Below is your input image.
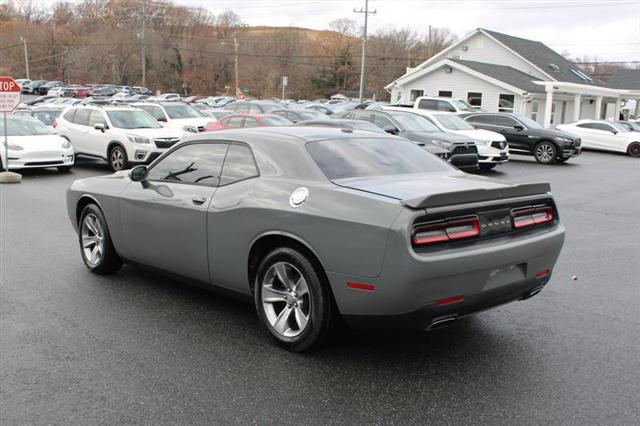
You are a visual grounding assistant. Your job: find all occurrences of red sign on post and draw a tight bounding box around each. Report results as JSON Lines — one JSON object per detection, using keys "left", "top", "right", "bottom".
{"left": 0, "top": 76, "right": 21, "bottom": 112}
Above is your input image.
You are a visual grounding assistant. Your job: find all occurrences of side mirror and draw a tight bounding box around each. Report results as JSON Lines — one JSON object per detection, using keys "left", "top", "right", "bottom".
{"left": 383, "top": 125, "right": 398, "bottom": 135}
{"left": 130, "top": 165, "right": 148, "bottom": 182}
{"left": 94, "top": 123, "right": 106, "bottom": 132}
{"left": 157, "top": 116, "right": 167, "bottom": 122}
{"left": 611, "top": 129, "right": 618, "bottom": 134}
{"left": 513, "top": 125, "right": 524, "bottom": 131}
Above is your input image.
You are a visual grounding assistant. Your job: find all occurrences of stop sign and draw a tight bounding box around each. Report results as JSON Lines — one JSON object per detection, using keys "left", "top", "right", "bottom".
{"left": 0, "top": 76, "right": 21, "bottom": 112}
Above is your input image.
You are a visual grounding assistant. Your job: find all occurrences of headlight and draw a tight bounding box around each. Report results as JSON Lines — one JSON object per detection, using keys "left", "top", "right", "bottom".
{"left": 431, "top": 139, "right": 453, "bottom": 149}
{"left": 183, "top": 125, "right": 198, "bottom": 133}
{"left": 61, "top": 140, "right": 71, "bottom": 149}
{"left": 126, "top": 134, "right": 151, "bottom": 144}
{"left": 2, "top": 141, "right": 23, "bottom": 151}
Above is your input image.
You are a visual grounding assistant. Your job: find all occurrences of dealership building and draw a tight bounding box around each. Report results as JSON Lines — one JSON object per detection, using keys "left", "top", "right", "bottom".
{"left": 385, "top": 28, "right": 640, "bottom": 125}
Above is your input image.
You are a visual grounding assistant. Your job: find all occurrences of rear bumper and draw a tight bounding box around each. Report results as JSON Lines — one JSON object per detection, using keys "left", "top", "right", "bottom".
{"left": 343, "top": 274, "right": 549, "bottom": 331}
{"left": 327, "top": 217, "right": 565, "bottom": 322}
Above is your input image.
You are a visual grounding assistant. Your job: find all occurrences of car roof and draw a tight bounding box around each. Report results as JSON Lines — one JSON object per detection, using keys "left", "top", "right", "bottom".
{"left": 186, "top": 126, "right": 396, "bottom": 144}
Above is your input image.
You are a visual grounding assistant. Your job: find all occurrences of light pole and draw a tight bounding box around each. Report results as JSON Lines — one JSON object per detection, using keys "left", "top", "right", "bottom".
{"left": 354, "top": 0, "right": 376, "bottom": 102}
{"left": 20, "top": 37, "right": 29, "bottom": 79}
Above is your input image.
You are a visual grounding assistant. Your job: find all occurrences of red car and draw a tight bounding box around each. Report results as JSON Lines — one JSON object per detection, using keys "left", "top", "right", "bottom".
{"left": 70, "top": 86, "right": 91, "bottom": 98}
{"left": 204, "top": 114, "right": 292, "bottom": 131}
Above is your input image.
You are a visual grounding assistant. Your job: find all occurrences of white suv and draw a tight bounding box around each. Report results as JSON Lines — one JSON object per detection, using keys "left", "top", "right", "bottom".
{"left": 55, "top": 105, "right": 185, "bottom": 171}
{"left": 132, "top": 102, "right": 214, "bottom": 133}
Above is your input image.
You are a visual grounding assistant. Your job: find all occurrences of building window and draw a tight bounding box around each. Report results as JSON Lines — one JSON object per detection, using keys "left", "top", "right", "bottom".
{"left": 498, "top": 94, "right": 515, "bottom": 112}
{"left": 550, "top": 102, "right": 556, "bottom": 125}
{"left": 531, "top": 102, "right": 539, "bottom": 121}
{"left": 410, "top": 90, "right": 424, "bottom": 102}
{"left": 467, "top": 92, "right": 482, "bottom": 109}
{"left": 396, "top": 92, "right": 403, "bottom": 102}
{"left": 438, "top": 91, "right": 452, "bottom": 98}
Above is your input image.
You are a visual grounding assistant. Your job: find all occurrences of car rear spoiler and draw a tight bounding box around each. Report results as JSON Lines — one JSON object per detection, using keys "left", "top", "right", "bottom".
{"left": 401, "top": 183, "right": 551, "bottom": 209}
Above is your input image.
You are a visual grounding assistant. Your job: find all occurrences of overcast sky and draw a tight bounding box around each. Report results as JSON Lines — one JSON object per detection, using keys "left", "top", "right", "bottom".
{"left": 180, "top": 0, "right": 640, "bottom": 63}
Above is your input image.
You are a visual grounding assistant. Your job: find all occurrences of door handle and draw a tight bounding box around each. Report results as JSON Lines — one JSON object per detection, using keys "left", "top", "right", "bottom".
{"left": 192, "top": 196, "right": 207, "bottom": 205}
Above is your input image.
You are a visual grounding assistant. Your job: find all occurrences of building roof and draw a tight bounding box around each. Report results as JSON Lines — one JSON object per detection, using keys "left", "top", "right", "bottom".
{"left": 606, "top": 69, "right": 640, "bottom": 90}
{"left": 451, "top": 59, "right": 544, "bottom": 93}
{"left": 481, "top": 29, "right": 601, "bottom": 86}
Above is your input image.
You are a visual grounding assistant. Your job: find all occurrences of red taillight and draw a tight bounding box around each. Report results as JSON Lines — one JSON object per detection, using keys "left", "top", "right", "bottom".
{"left": 512, "top": 206, "right": 553, "bottom": 229}
{"left": 535, "top": 269, "right": 551, "bottom": 279}
{"left": 436, "top": 295, "right": 465, "bottom": 306}
{"left": 412, "top": 216, "right": 480, "bottom": 246}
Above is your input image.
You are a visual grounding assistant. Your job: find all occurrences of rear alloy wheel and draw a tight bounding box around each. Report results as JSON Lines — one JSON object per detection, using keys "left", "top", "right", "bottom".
{"left": 109, "top": 146, "right": 128, "bottom": 171}
{"left": 534, "top": 141, "right": 557, "bottom": 164}
{"left": 627, "top": 142, "right": 640, "bottom": 158}
{"left": 255, "top": 247, "right": 334, "bottom": 352}
{"left": 79, "top": 204, "right": 122, "bottom": 274}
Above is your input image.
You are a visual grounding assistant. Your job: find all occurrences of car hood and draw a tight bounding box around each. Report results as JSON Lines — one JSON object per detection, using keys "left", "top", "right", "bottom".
{"left": 400, "top": 131, "right": 473, "bottom": 144}
{"left": 8, "top": 135, "right": 68, "bottom": 151}
{"left": 533, "top": 127, "right": 579, "bottom": 140}
{"left": 447, "top": 129, "right": 505, "bottom": 142}
{"left": 124, "top": 127, "right": 184, "bottom": 139}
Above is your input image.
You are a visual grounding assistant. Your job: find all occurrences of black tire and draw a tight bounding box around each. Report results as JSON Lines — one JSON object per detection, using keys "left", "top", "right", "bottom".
{"left": 254, "top": 247, "right": 334, "bottom": 352}
{"left": 478, "top": 163, "right": 497, "bottom": 170}
{"left": 108, "top": 145, "right": 128, "bottom": 172}
{"left": 57, "top": 166, "right": 73, "bottom": 173}
{"left": 627, "top": 142, "right": 640, "bottom": 158}
{"left": 534, "top": 141, "right": 557, "bottom": 164}
{"left": 78, "top": 204, "right": 122, "bottom": 275}
{"left": 556, "top": 157, "right": 570, "bottom": 163}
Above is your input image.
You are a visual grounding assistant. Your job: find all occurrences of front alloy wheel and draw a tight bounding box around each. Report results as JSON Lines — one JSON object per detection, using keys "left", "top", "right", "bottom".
{"left": 109, "top": 146, "right": 127, "bottom": 171}
{"left": 79, "top": 204, "right": 122, "bottom": 274}
{"left": 534, "top": 141, "right": 557, "bottom": 164}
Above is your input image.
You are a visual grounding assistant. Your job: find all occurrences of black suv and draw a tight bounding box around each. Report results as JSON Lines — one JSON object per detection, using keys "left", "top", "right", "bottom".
{"left": 344, "top": 109, "right": 479, "bottom": 171}
{"left": 459, "top": 112, "right": 581, "bottom": 164}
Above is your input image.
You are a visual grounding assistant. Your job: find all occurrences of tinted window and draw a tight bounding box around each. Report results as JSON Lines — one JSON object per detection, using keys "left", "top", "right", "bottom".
{"left": 417, "top": 99, "right": 437, "bottom": 110}
{"left": 436, "top": 101, "right": 455, "bottom": 112}
{"left": 306, "top": 137, "right": 450, "bottom": 180}
{"left": 148, "top": 143, "right": 229, "bottom": 186}
{"left": 63, "top": 109, "right": 76, "bottom": 122}
{"left": 494, "top": 115, "right": 518, "bottom": 127}
{"left": 244, "top": 118, "right": 260, "bottom": 128}
{"left": 577, "top": 123, "right": 615, "bottom": 132}
{"left": 163, "top": 104, "right": 204, "bottom": 119}
{"left": 89, "top": 110, "right": 106, "bottom": 126}
{"left": 224, "top": 117, "right": 245, "bottom": 128}
{"left": 74, "top": 109, "right": 91, "bottom": 126}
{"left": 373, "top": 114, "right": 394, "bottom": 129}
{"left": 138, "top": 105, "right": 166, "bottom": 121}
{"left": 107, "top": 110, "right": 162, "bottom": 129}
{"left": 220, "top": 144, "right": 259, "bottom": 185}
{"left": 465, "top": 114, "right": 494, "bottom": 125}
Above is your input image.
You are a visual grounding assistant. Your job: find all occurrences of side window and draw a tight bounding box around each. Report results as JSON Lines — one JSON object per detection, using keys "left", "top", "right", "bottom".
{"left": 220, "top": 144, "right": 259, "bottom": 185}
{"left": 225, "top": 117, "right": 245, "bottom": 128}
{"left": 287, "top": 112, "right": 299, "bottom": 121}
{"left": 147, "top": 143, "right": 229, "bottom": 186}
{"left": 437, "top": 100, "right": 455, "bottom": 112}
{"left": 63, "top": 109, "right": 76, "bottom": 122}
{"left": 373, "top": 114, "right": 394, "bottom": 129}
{"left": 578, "top": 123, "right": 614, "bottom": 132}
{"left": 466, "top": 115, "right": 495, "bottom": 125}
{"left": 417, "top": 99, "right": 437, "bottom": 110}
{"left": 249, "top": 104, "right": 262, "bottom": 114}
{"left": 494, "top": 115, "right": 518, "bottom": 127}
{"left": 89, "top": 110, "right": 105, "bottom": 127}
{"left": 244, "top": 118, "right": 260, "bottom": 128}
{"left": 74, "top": 109, "right": 91, "bottom": 126}
{"left": 140, "top": 106, "right": 165, "bottom": 121}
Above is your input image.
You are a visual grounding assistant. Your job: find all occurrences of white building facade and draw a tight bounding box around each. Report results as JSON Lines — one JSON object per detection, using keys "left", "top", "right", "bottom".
{"left": 385, "top": 29, "right": 640, "bottom": 126}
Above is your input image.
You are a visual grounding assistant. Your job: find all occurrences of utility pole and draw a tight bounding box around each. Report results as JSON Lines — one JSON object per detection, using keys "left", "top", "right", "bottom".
{"left": 428, "top": 25, "right": 432, "bottom": 58}
{"left": 20, "top": 37, "right": 29, "bottom": 79}
{"left": 141, "top": 3, "right": 146, "bottom": 87}
{"left": 234, "top": 37, "right": 239, "bottom": 96}
{"left": 354, "top": 0, "right": 376, "bottom": 102}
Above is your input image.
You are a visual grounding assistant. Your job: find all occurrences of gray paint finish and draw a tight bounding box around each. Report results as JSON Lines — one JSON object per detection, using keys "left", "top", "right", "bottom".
{"left": 67, "top": 127, "right": 565, "bottom": 320}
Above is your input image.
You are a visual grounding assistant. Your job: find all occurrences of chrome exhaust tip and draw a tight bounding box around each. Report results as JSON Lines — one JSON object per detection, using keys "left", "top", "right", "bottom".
{"left": 425, "top": 315, "right": 458, "bottom": 331}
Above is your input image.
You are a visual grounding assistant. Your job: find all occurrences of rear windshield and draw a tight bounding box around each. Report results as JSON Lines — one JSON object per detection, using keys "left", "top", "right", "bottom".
{"left": 163, "top": 104, "right": 204, "bottom": 119}
{"left": 306, "top": 137, "right": 450, "bottom": 179}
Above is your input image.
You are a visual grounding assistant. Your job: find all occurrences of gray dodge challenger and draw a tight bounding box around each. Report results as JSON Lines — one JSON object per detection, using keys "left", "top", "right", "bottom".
{"left": 66, "top": 127, "right": 565, "bottom": 351}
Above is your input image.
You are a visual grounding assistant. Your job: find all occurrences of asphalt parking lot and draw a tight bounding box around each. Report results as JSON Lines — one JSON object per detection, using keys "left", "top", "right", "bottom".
{"left": 1, "top": 151, "right": 639, "bottom": 425}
